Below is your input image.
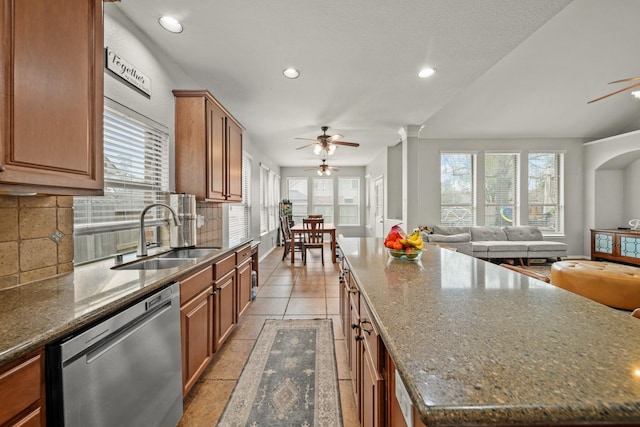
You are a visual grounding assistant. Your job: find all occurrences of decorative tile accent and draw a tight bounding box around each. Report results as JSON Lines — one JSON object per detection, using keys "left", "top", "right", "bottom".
{"left": 49, "top": 229, "right": 64, "bottom": 244}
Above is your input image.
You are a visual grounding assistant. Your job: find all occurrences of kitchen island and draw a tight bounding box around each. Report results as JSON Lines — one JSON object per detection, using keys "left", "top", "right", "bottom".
{"left": 338, "top": 237, "right": 640, "bottom": 426}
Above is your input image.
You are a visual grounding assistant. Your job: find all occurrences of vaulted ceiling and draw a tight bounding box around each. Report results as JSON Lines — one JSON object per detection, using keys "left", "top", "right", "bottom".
{"left": 114, "top": 0, "right": 640, "bottom": 168}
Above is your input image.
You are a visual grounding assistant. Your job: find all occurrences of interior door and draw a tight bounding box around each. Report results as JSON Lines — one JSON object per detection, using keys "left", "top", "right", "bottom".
{"left": 374, "top": 176, "right": 384, "bottom": 238}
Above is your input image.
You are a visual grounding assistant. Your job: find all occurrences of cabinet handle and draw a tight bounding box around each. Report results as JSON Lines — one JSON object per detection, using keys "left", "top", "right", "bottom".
{"left": 355, "top": 335, "right": 364, "bottom": 342}
{"left": 0, "top": 164, "right": 4, "bottom": 172}
{"left": 360, "top": 319, "right": 373, "bottom": 335}
{"left": 217, "top": 286, "right": 222, "bottom": 291}
{"left": 351, "top": 323, "right": 359, "bottom": 330}
{"left": 348, "top": 287, "right": 358, "bottom": 294}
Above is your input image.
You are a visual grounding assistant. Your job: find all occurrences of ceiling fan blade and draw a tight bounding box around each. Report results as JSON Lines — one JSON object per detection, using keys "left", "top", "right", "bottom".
{"left": 327, "top": 134, "right": 344, "bottom": 143}
{"left": 588, "top": 82, "right": 640, "bottom": 104}
{"left": 296, "top": 143, "right": 316, "bottom": 150}
{"left": 609, "top": 76, "right": 640, "bottom": 84}
{"left": 294, "top": 137, "right": 318, "bottom": 142}
{"left": 329, "top": 166, "right": 339, "bottom": 171}
{"left": 333, "top": 141, "right": 360, "bottom": 147}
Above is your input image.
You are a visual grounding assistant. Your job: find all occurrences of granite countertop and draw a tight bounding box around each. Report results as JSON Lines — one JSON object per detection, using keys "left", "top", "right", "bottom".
{"left": 0, "top": 239, "right": 253, "bottom": 367}
{"left": 339, "top": 237, "right": 640, "bottom": 426}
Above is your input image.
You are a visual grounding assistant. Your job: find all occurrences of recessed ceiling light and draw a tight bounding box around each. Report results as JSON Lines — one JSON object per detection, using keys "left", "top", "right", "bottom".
{"left": 418, "top": 67, "right": 436, "bottom": 79}
{"left": 158, "top": 16, "right": 183, "bottom": 33}
{"left": 283, "top": 68, "right": 300, "bottom": 79}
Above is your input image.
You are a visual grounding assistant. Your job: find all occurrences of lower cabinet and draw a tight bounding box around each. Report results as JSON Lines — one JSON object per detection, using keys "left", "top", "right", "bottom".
{"left": 180, "top": 245, "right": 257, "bottom": 397}
{"left": 0, "top": 349, "right": 45, "bottom": 427}
{"left": 180, "top": 266, "right": 215, "bottom": 396}
{"left": 214, "top": 268, "right": 236, "bottom": 352}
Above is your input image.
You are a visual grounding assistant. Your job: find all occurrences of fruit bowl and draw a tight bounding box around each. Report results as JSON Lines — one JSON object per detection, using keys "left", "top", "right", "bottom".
{"left": 386, "top": 248, "right": 424, "bottom": 261}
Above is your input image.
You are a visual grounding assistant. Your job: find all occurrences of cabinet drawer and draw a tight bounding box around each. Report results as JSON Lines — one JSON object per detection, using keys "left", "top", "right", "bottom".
{"left": 0, "top": 352, "right": 42, "bottom": 426}
{"left": 214, "top": 253, "right": 236, "bottom": 280}
{"left": 180, "top": 266, "right": 213, "bottom": 305}
{"left": 235, "top": 245, "right": 252, "bottom": 264}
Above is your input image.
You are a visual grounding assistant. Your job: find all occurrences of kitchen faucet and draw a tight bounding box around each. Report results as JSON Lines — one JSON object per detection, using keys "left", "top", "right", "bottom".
{"left": 137, "top": 203, "right": 181, "bottom": 257}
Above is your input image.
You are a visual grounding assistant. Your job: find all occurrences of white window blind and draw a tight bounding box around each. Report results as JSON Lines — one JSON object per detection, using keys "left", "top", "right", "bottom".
{"left": 528, "top": 152, "right": 563, "bottom": 234}
{"left": 312, "top": 178, "right": 334, "bottom": 223}
{"left": 440, "top": 153, "right": 476, "bottom": 226}
{"left": 484, "top": 153, "right": 519, "bottom": 226}
{"left": 74, "top": 98, "right": 170, "bottom": 263}
{"left": 260, "top": 164, "right": 269, "bottom": 234}
{"left": 229, "top": 152, "right": 251, "bottom": 245}
{"left": 338, "top": 177, "right": 360, "bottom": 225}
{"left": 287, "top": 177, "right": 308, "bottom": 224}
{"left": 268, "top": 170, "right": 278, "bottom": 231}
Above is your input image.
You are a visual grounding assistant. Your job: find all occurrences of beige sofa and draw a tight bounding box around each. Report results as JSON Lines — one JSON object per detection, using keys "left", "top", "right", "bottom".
{"left": 421, "top": 225, "right": 567, "bottom": 265}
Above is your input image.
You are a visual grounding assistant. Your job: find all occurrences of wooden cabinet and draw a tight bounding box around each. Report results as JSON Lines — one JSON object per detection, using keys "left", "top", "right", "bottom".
{"left": 173, "top": 90, "right": 244, "bottom": 202}
{"left": 236, "top": 245, "right": 253, "bottom": 318}
{"left": 180, "top": 266, "right": 215, "bottom": 397}
{"left": 340, "top": 253, "right": 386, "bottom": 427}
{"left": 213, "top": 253, "right": 237, "bottom": 351}
{"left": 0, "top": 0, "right": 104, "bottom": 195}
{"left": 591, "top": 229, "right": 640, "bottom": 267}
{"left": 0, "top": 349, "right": 45, "bottom": 427}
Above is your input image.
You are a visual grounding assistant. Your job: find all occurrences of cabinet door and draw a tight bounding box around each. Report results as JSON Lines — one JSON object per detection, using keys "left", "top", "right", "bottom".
{"left": 361, "top": 348, "right": 384, "bottom": 427}
{"left": 349, "top": 300, "right": 361, "bottom": 417}
{"left": 0, "top": 0, "right": 103, "bottom": 195}
{"left": 592, "top": 231, "right": 614, "bottom": 257}
{"left": 619, "top": 234, "right": 640, "bottom": 261}
{"left": 181, "top": 287, "right": 214, "bottom": 396}
{"left": 207, "top": 100, "right": 226, "bottom": 201}
{"left": 236, "top": 258, "right": 252, "bottom": 318}
{"left": 226, "top": 119, "right": 243, "bottom": 202}
{"left": 214, "top": 270, "right": 236, "bottom": 351}
{"left": 0, "top": 350, "right": 44, "bottom": 427}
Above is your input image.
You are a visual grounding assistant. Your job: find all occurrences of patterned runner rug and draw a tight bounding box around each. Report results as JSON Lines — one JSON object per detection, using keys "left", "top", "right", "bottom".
{"left": 217, "top": 319, "right": 342, "bottom": 427}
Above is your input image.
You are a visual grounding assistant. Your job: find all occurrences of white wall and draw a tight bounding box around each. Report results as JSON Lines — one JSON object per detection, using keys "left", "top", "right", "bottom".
{"left": 624, "top": 158, "right": 640, "bottom": 223}
{"left": 365, "top": 148, "right": 387, "bottom": 237}
{"left": 595, "top": 170, "right": 624, "bottom": 229}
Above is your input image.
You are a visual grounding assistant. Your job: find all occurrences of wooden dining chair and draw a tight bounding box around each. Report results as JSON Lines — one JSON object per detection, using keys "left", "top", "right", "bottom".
{"left": 280, "top": 215, "right": 303, "bottom": 262}
{"left": 302, "top": 218, "right": 324, "bottom": 265}
{"left": 307, "top": 214, "right": 323, "bottom": 219}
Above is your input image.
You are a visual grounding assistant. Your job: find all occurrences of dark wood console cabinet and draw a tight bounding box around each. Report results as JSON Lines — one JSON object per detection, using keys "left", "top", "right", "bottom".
{"left": 591, "top": 229, "right": 640, "bottom": 267}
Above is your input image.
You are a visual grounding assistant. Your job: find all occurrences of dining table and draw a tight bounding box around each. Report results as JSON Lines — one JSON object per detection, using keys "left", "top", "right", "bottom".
{"left": 289, "top": 222, "right": 337, "bottom": 264}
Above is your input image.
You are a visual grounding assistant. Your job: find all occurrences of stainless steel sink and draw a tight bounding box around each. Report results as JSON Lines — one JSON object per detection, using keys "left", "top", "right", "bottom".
{"left": 116, "top": 258, "right": 194, "bottom": 270}
{"left": 158, "top": 248, "right": 219, "bottom": 259}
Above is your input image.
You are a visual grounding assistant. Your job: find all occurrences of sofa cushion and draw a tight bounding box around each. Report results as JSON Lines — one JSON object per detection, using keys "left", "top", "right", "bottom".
{"left": 525, "top": 241, "right": 568, "bottom": 252}
{"left": 503, "top": 226, "right": 543, "bottom": 241}
{"left": 431, "top": 225, "right": 470, "bottom": 235}
{"left": 485, "top": 241, "right": 529, "bottom": 252}
{"left": 427, "top": 233, "right": 471, "bottom": 243}
{"left": 471, "top": 226, "right": 507, "bottom": 241}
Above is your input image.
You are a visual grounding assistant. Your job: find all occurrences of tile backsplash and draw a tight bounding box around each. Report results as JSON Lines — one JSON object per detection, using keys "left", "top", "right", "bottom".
{"left": 0, "top": 195, "right": 73, "bottom": 289}
{"left": 0, "top": 196, "right": 224, "bottom": 289}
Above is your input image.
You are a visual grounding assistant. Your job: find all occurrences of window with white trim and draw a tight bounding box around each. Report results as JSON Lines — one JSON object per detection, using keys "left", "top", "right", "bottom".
{"left": 229, "top": 152, "right": 251, "bottom": 245}
{"left": 338, "top": 177, "right": 360, "bottom": 226}
{"left": 287, "top": 177, "right": 308, "bottom": 224}
{"left": 528, "top": 152, "right": 563, "bottom": 234}
{"left": 484, "top": 153, "right": 519, "bottom": 226}
{"left": 440, "top": 153, "right": 476, "bottom": 226}
{"left": 73, "top": 98, "right": 170, "bottom": 264}
{"left": 312, "top": 178, "right": 334, "bottom": 223}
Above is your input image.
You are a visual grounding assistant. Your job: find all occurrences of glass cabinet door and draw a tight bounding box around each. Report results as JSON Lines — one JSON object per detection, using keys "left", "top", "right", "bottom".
{"left": 620, "top": 235, "right": 640, "bottom": 259}
{"left": 594, "top": 232, "right": 613, "bottom": 254}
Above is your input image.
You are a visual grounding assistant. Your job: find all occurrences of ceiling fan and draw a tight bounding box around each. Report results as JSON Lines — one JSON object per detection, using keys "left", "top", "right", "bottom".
{"left": 306, "top": 158, "right": 339, "bottom": 176}
{"left": 588, "top": 77, "right": 640, "bottom": 103}
{"left": 295, "top": 126, "right": 360, "bottom": 155}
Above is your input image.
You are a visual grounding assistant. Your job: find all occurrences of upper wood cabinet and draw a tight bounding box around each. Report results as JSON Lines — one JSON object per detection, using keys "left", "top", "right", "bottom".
{"left": 0, "top": 0, "right": 104, "bottom": 195}
{"left": 173, "top": 90, "right": 244, "bottom": 202}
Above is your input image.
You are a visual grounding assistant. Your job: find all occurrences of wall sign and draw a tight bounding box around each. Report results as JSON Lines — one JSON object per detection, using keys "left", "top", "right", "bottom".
{"left": 105, "top": 47, "right": 151, "bottom": 97}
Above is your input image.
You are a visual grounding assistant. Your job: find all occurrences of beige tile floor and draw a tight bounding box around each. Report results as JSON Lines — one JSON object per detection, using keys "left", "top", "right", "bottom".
{"left": 178, "top": 245, "right": 359, "bottom": 426}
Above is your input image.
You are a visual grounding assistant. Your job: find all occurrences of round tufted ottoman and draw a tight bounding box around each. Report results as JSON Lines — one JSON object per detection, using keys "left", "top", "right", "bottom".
{"left": 550, "top": 260, "right": 640, "bottom": 310}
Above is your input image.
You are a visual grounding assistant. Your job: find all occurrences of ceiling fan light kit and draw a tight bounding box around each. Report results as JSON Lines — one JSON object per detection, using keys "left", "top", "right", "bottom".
{"left": 294, "top": 126, "right": 360, "bottom": 156}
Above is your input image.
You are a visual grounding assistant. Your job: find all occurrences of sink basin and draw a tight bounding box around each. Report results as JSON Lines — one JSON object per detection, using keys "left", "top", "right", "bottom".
{"left": 116, "top": 258, "right": 194, "bottom": 270}
{"left": 159, "top": 248, "right": 219, "bottom": 259}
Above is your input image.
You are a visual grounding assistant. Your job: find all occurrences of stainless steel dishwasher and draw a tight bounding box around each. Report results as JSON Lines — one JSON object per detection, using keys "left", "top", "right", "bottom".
{"left": 46, "top": 282, "right": 183, "bottom": 427}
